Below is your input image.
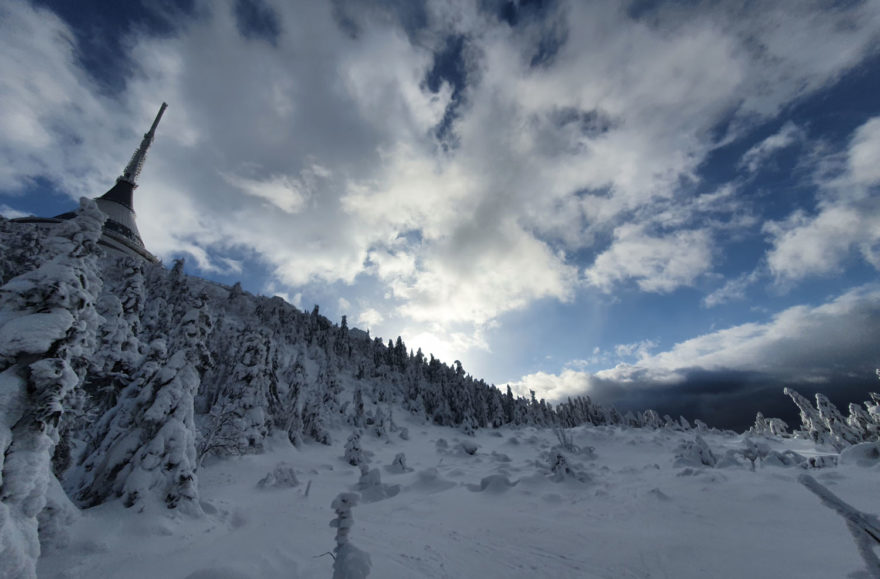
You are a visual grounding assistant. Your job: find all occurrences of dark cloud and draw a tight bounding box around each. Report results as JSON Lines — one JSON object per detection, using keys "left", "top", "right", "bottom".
{"left": 590, "top": 369, "right": 879, "bottom": 432}
{"left": 518, "top": 285, "right": 880, "bottom": 431}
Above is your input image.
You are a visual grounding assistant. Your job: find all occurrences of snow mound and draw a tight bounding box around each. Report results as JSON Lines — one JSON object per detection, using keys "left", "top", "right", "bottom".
{"left": 384, "top": 453, "right": 412, "bottom": 474}
{"left": 256, "top": 462, "right": 300, "bottom": 489}
{"left": 466, "top": 474, "right": 518, "bottom": 494}
{"left": 839, "top": 442, "right": 880, "bottom": 468}
{"left": 673, "top": 435, "right": 717, "bottom": 468}
{"left": 408, "top": 468, "right": 457, "bottom": 494}
{"left": 763, "top": 450, "right": 806, "bottom": 468}
{"left": 354, "top": 466, "right": 400, "bottom": 503}
{"left": 185, "top": 569, "right": 253, "bottom": 579}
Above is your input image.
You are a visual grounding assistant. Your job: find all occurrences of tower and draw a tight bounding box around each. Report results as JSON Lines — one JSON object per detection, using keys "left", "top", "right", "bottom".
{"left": 91, "top": 102, "right": 167, "bottom": 262}
{"left": 11, "top": 103, "right": 167, "bottom": 263}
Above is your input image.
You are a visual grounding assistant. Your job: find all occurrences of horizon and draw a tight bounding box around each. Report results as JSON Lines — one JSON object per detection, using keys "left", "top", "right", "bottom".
{"left": 2, "top": 0, "right": 879, "bottom": 429}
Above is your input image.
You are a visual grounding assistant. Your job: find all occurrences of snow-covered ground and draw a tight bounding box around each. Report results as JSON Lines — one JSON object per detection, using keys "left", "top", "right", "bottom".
{"left": 39, "top": 417, "right": 879, "bottom": 579}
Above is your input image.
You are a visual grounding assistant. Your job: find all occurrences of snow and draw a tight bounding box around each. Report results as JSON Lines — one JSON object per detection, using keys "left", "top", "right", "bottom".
{"left": 3, "top": 206, "right": 878, "bottom": 578}
{"left": 38, "top": 422, "right": 878, "bottom": 578}
{"left": 0, "top": 311, "right": 74, "bottom": 357}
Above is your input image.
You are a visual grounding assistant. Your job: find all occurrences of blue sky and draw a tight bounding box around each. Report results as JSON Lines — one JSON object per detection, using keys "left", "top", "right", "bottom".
{"left": 2, "top": 0, "right": 880, "bottom": 427}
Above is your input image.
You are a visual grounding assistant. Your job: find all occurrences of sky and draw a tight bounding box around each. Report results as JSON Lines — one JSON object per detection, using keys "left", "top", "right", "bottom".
{"left": 1, "top": 0, "right": 879, "bottom": 428}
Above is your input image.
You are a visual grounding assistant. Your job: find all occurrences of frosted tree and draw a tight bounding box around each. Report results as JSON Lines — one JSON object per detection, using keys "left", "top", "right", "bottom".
{"left": 751, "top": 412, "right": 791, "bottom": 438}
{"left": 740, "top": 437, "right": 770, "bottom": 471}
{"left": 847, "top": 403, "right": 878, "bottom": 441}
{"left": 344, "top": 431, "right": 365, "bottom": 467}
{"left": 388, "top": 453, "right": 411, "bottom": 473}
{"left": 196, "top": 402, "right": 244, "bottom": 466}
{"left": 87, "top": 258, "right": 147, "bottom": 416}
{"left": 674, "top": 435, "right": 717, "bottom": 468}
{"left": 302, "top": 389, "right": 332, "bottom": 445}
{"left": 0, "top": 199, "right": 105, "bottom": 579}
{"left": 209, "top": 330, "right": 277, "bottom": 453}
{"left": 75, "top": 293, "right": 212, "bottom": 515}
{"left": 784, "top": 387, "right": 828, "bottom": 443}
{"left": 275, "top": 354, "right": 307, "bottom": 446}
{"left": 330, "top": 492, "right": 371, "bottom": 579}
{"left": 354, "top": 464, "right": 399, "bottom": 503}
{"left": 549, "top": 450, "right": 572, "bottom": 481}
{"left": 815, "top": 393, "right": 861, "bottom": 449}
{"left": 641, "top": 409, "right": 663, "bottom": 429}
{"left": 351, "top": 387, "right": 366, "bottom": 428}
{"left": 0, "top": 219, "right": 46, "bottom": 285}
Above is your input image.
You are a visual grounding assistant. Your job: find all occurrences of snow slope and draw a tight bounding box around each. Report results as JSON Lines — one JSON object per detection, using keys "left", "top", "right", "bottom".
{"left": 3, "top": 210, "right": 878, "bottom": 578}
{"left": 39, "top": 419, "right": 879, "bottom": 578}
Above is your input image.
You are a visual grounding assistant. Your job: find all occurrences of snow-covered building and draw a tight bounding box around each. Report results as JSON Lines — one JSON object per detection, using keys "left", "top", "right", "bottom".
{"left": 12, "top": 103, "right": 168, "bottom": 263}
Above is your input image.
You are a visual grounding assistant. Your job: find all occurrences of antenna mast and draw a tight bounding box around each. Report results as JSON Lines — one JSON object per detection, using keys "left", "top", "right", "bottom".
{"left": 119, "top": 102, "right": 168, "bottom": 187}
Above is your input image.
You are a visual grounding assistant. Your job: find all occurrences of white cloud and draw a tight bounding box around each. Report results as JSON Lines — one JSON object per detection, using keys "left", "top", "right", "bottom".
{"left": 222, "top": 171, "right": 315, "bottom": 214}
{"left": 765, "top": 116, "right": 880, "bottom": 282}
{"left": 507, "top": 368, "right": 594, "bottom": 400}
{"left": 702, "top": 270, "right": 762, "bottom": 308}
{"left": 614, "top": 340, "right": 657, "bottom": 361}
{"left": 585, "top": 225, "right": 713, "bottom": 293}
{"left": 0, "top": 204, "right": 28, "bottom": 219}
{"left": 0, "top": 1, "right": 120, "bottom": 195}
{"left": 849, "top": 117, "right": 880, "bottom": 186}
{"left": 337, "top": 297, "right": 351, "bottom": 313}
{"left": 765, "top": 205, "right": 880, "bottom": 280}
{"left": 739, "top": 122, "right": 805, "bottom": 173}
{"left": 356, "top": 308, "right": 384, "bottom": 329}
{"left": 404, "top": 325, "right": 491, "bottom": 367}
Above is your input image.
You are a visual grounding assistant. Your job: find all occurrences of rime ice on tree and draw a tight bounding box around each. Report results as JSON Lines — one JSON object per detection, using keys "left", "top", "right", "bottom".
{"left": 0, "top": 200, "right": 105, "bottom": 579}
{"left": 330, "top": 492, "right": 371, "bottom": 579}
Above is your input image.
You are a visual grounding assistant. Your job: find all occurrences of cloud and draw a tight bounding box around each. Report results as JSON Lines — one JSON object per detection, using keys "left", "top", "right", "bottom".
{"left": 3, "top": 0, "right": 880, "bottom": 366}
{"left": 702, "top": 270, "right": 763, "bottom": 308}
{"left": 739, "top": 122, "right": 805, "bottom": 173}
{"left": 614, "top": 339, "right": 657, "bottom": 361}
{"left": 356, "top": 308, "right": 384, "bottom": 329}
{"left": 849, "top": 117, "right": 880, "bottom": 187}
{"left": 605, "top": 284, "right": 880, "bottom": 383}
{"left": 0, "top": 204, "right": 29, "bottom": 219}
{"left": 222, "top": 168, "right": 325, "bottom": 214}
{"left": 508, "top": 368, "right": 593, "bottom": 400}
{"left": 0, "top": 0, "right": 122, "bottom": 195}
{"left": 513, "top": 284, "right": 880, "bottom": 427}
{"left": 585, "top": 224, "right": 713, "bottom": 293}
{"left": 765, "top": 116, "right": 880, "bottom": 281}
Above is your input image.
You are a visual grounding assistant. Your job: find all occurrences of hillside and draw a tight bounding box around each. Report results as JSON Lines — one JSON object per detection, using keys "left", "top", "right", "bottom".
{"left": 1, "top": 202, "right": 879, "bottom": 578}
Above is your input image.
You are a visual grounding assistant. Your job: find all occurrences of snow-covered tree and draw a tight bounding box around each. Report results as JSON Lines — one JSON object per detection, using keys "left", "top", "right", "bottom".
{"left": 0, "top": 199, "right": 105, "bottom": 579}
{"left": 330, "top": 492, "right": 371, "bottom": 579}
{"left": 344, "top": 431, "right": 365, "bottom": 467}
{"left": 75, "top": 296, "right": 212, "bottom": 515}
{"left": 674, "top": 435, "right": 717, "bottom": 468}
{"left": 388, "top": 453, "right": 410, "bottom": 473}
